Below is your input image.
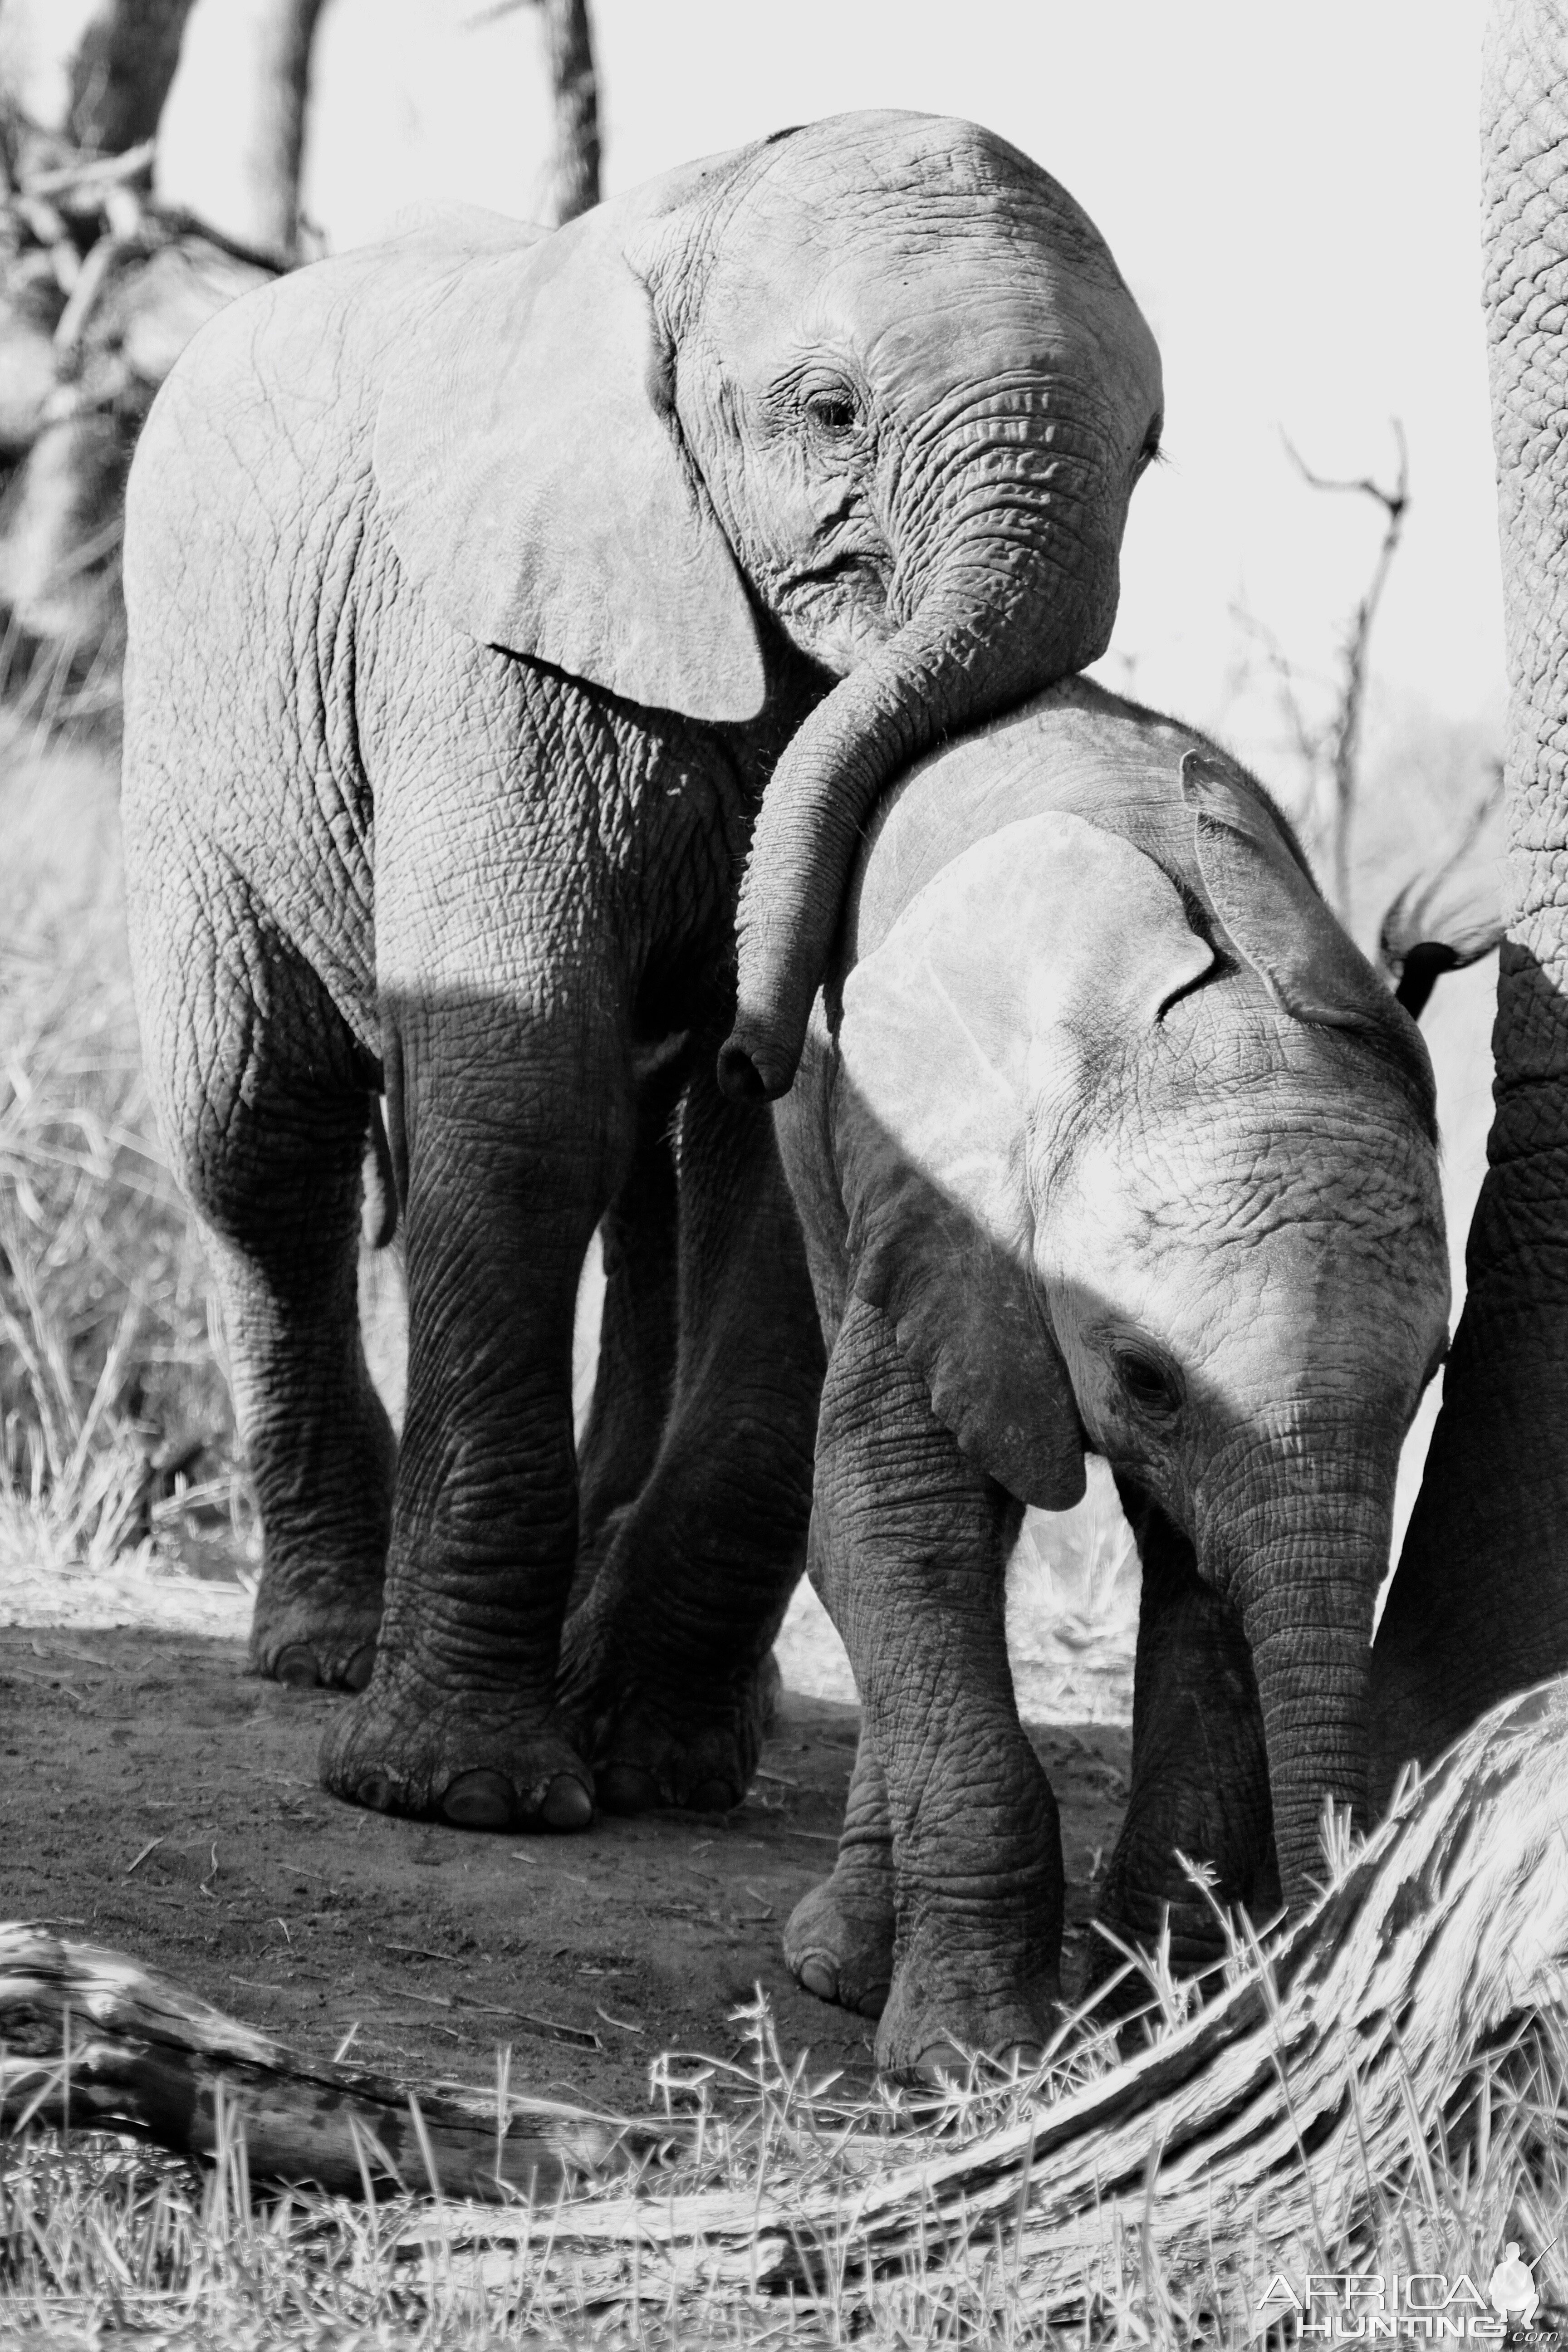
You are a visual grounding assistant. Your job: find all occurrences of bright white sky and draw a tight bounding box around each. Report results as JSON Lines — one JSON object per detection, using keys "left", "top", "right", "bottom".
{"left": 160, "top": 0, "right": 1501, "bottom": 789}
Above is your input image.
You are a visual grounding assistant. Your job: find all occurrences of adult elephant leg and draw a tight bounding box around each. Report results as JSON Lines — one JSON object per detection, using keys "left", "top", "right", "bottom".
{"left": 784, "top": 1719, "right": 896, "bottom": 2019}
{"left": 812, "top": 1294, "right": 1062, "bottom": 2080}
{"left": 1371, "top": 0, "right": 1568, "bottom": 1795}
{"left": 318, "top": 993, "right": 631, "bottom": 1833}
{"left": 136, "top": 891, "right": 394, "bottom": 1690}
{"left": 559, "top": 1048, "right": 824, "bottom": 1813}
{"left": 1085, "top": 1482, "right": 1274, "bottom": 2009}
{"left": 567, "top": 1059, "right": 683, "bottom": 1615}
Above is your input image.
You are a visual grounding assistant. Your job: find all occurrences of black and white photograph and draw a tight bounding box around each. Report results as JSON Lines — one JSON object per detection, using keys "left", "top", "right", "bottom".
{"left": 0, "top": 0, "right": 1558, "bottom": 2340}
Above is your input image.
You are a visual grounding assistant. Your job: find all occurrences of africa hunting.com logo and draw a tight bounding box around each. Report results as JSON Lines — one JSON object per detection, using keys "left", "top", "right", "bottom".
{"left": 1258, "top": 2247, "right": 1563, "bottom": 2340}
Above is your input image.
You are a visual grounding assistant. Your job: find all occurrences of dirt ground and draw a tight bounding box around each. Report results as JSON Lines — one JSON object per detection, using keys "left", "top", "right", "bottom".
{"left": 0, "top": 1618, "right": 1132, "bottom": 2114}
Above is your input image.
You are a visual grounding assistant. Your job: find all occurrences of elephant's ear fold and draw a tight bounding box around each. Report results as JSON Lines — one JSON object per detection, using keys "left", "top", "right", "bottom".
{"left": 834, "top": 809, "right": 1216, "bottom": 1511}
{"left": 1180, "top": 751, "right": 1394, "bottom": 1031}
{"left": 373, "top": 198, "right": 765, "bottom": 724}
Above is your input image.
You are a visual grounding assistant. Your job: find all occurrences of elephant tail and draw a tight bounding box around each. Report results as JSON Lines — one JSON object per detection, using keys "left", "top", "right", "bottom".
{"left": 361, "top": 1094, "right": 399, "bottom": 1251}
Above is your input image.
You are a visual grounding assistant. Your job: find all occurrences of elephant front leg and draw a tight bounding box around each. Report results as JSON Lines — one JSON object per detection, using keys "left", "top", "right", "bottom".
{"left": 319, "top": 1008, "right": 628, "bottom": 1833}
{"left": 812, "top": 1295, "right": 1063, "bottom": 2081}
{"left": 567, "top": 1058, "right": 684, "bottom": 1615}
{"left": 1087, "top": 1480, "right": 1275, "bottom": 2008}
{"left": 558, "top": 1050, "right": 825, "bottom": 1815}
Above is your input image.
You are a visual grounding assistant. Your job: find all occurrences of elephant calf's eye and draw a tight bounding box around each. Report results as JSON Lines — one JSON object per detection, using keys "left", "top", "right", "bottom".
{"left": 1114, "top": 1347, "right": 1183, "bottom": 1420}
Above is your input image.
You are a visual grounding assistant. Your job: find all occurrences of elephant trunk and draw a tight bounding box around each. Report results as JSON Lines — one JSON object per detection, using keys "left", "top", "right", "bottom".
{"left": 1211, "top": 1456, "right": 1389, "bottom": 1912}
{"left": 717, "top": 478, "right": 1122, "bottom": 1102}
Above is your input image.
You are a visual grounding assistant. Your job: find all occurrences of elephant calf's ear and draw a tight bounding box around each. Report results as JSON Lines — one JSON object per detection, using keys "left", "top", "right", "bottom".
{"left": 834, "top": 810, "right": 1215, "bottom": 1513}
{"left": 1181, "top": 751, "right": 1399, "bottom": 1033}
{"left": 373, "top": 205, "right": 766, "bottom": 725}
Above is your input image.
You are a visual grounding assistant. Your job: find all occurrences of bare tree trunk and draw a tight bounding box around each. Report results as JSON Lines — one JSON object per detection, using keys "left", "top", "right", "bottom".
{"left": 540, "top": 0, "right": 599, "bottom": 224}
{"left": 0, "top": 0, "right": 318, "bottom": 686}
{"left": 64, "top": 0, "right": 197, "bottom": 153}
{"left": 152, "top": 0, "right": 324, "bottom": 264}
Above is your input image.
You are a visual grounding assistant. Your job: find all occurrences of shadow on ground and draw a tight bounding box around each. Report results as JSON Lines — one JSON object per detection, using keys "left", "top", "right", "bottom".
{"left": 0, "top": 1626, "right": 1131, "bottom": 2108}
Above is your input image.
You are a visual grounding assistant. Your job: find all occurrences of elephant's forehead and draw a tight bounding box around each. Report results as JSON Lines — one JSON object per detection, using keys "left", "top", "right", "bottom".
{"left": 705, "top": 209, "right": 1152, "bottom": 402}
{"left": 1053, "top": 1139, "right": 1450, "bottom": 1399}
{"left": 1068, "top": 1065, "right": 1447, "bottom": 1255}
{"left": 740, "top": 111, "right": 1119, "bottom": 273}
{"left": 698, "top": 119, "right": 1153, "bottom": 386}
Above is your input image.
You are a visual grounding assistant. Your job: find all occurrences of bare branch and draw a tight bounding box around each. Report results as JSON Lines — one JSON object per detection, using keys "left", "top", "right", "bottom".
{"left": 1283, "top": 421, "right": 1411, "bottom": 919}
{"left": 0, "top": 1924, "right": 671, "bottom": 2199}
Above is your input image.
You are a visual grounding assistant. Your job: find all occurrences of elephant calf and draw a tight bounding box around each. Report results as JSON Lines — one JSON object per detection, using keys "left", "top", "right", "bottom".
{"left": 773, "top": 676, "right": 1450, "bottom": 2080}
{"left": 119, "top": 114, "right": 1161, "bottom": 1834}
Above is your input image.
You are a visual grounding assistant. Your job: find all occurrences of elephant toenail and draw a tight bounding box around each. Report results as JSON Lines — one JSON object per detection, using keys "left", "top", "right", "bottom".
{"left": 597, "top": 1765, "right": 660, "bottom": 1817}
{"left": 796, "top": 1957, "right": 838, "bottom": 2003}
{"left": 856, "top": 1983, "right": 890, "bottom": 2019}
{"left": 688, "top": 1778, "right": 735, "bottom": 1814}
{"left": 996, "top": 2040, "right": 1044, "bottom": 2076}
{"left": 356, "top": 1773, "right": 398, "bottom": 1813}
{"left": 441, "top": 1769, "right": 514, "bottom": 1830}
{"left": 343, "top": 1642, "right": 376, "bottom": 1692}
{"left": 274, "top": 1645, "right": 321, "bottom": 1687}
{"left": 912, "top": 2042, "right": 965, "bottom": 2086}
{"left": 541, "top": 1774, "right": 594, "bottom": 1831}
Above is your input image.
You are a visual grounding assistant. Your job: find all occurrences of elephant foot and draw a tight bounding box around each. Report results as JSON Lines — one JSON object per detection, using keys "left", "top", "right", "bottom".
{"left": 318, "top": 1666, "right": 594, "bottom": 1832}
{"left": 558, "top": 1634, "right": 782, "bottom": 1817}
{"left": 873, "top": 1936, "right": 1061, "bottom": 2085}
{"left": 1083, "top": 1864, "right": 1281, "bottom": 2022}
{"left": 249, "top": 1565, "right": 384, "bottom": 1692}
{"left": 1083, "top": 1828, "right": 1279, "bottom": 2019}
{"left": 784, "top": 1842, "right": 895, "bottom": 2017}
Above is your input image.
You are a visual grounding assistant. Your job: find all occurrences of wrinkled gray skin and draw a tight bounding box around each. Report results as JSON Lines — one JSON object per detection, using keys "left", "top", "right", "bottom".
{"left": 774, "top": 678, "right": 1449, "bottom": 2079}
{"left": 1371, "top": 0, "right": 1568, "bottom": 1790}
{"left": 120, "top": 114, "right": 1161, "bottom": 1835}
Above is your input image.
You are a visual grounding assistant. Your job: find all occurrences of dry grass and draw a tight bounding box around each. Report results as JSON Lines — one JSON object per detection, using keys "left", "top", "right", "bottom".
{"left": 0, "top": 726, "right": 246, "bottom": 1627}
{"left": 1, "top": 1958, "right": 1566, "bottom": 2347}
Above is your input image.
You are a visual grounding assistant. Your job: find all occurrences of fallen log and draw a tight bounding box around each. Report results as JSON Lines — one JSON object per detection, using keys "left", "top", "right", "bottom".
{"left": 395, "top": 1674, "right": 1568, "bottom": 2288}
{"left": 0, "top": 1926, "right": 670, "bottom": 2200}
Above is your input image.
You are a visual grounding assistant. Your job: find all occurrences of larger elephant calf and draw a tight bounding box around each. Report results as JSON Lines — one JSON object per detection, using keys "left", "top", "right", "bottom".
{"left": 774, "top": 678, "right": 1450, "bottom": 2080}
{"left": 120, "top": 115, "right": 1162, "bottom": 1834}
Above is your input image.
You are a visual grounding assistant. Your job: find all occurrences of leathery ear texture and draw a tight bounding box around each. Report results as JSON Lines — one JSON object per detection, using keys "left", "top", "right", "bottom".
{"left": 1181, "top": 750, "right": 1395, "bottom": 1031}
{"left": 834, "top": 810, "right": 1216, "bottom": 1509}
{"left": 373, "top": 194, "right": 766, "bottom": 723}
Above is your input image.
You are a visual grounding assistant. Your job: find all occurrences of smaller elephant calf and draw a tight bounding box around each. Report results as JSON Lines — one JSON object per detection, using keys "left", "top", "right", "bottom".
{"left": 771, "top": 676, "right": 1450, "bottom": 2080}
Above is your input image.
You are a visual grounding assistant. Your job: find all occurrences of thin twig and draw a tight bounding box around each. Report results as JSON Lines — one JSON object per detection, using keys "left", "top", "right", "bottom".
{"left": 1282, "top": 421, "right": 1410, "bottom": 918}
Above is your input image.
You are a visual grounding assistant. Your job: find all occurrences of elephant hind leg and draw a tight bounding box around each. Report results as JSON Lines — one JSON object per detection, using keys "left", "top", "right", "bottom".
{"left": 559, "top": 1051, "right": 825, "bottom": 1816}
{"left": 141, "top": 892, "right": 395, "bottom": 1690}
